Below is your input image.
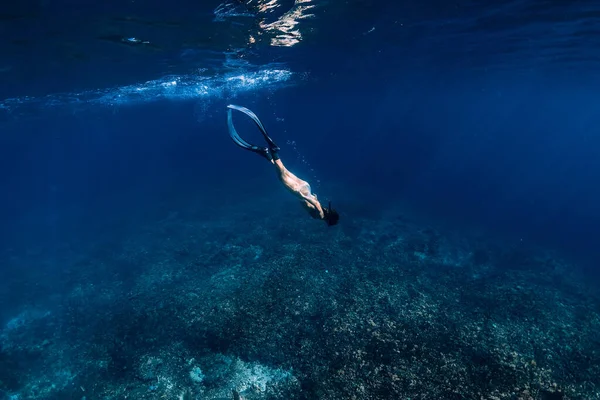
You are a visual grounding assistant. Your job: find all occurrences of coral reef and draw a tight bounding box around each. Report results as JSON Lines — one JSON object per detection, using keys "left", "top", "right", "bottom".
{"left": 0, "top": 190, "right": 598, "bottom": 399}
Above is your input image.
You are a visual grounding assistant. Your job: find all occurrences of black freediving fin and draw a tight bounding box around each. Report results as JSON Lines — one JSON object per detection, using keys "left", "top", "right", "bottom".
{"left": 227, "top": 104, "right": 280, "bottom": 156}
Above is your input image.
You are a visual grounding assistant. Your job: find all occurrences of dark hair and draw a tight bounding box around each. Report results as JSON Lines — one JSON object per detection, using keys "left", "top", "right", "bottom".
{"left": 323, "top": 201, "right": 340, "bottom": 226}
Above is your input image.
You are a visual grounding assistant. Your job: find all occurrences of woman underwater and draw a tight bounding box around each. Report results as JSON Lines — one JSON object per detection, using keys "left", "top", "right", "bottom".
{"left": 226, "top": 105, "right": 339, "bottom": 226}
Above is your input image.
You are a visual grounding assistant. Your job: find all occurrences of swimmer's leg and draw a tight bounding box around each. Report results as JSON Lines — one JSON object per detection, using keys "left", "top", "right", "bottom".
{"left": 227, "top": 105, "right": 280, "bottom": 159}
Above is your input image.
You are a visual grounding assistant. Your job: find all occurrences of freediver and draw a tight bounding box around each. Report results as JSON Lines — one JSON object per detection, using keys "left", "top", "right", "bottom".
{"left": 226, "top": 104, "right": 340, "bottom": 226}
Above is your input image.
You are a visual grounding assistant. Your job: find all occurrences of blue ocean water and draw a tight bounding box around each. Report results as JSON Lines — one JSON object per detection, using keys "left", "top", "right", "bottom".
{"left": 1, "top": 1, "right": 600, "bottom": 399}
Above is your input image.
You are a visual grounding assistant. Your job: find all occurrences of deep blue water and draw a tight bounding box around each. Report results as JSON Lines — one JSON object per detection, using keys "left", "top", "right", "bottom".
{"left": 3, "top": 0, "right": 600, "bottom": 271}
{"left": 2, "top": 1, "right": 600, "bottom": 399}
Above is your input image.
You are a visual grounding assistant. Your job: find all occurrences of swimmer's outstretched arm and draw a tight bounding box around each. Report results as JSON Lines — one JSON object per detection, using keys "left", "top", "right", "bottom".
{"left": 271, "top": 158, "right": 325, "bottom": 217}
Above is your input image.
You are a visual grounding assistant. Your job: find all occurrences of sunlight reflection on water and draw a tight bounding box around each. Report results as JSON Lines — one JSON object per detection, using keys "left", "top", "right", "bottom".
{"left": 214, "top": 0, "right": 317, "bottom": 47}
